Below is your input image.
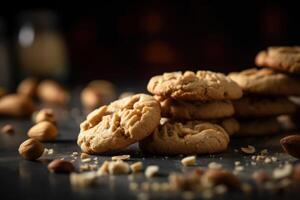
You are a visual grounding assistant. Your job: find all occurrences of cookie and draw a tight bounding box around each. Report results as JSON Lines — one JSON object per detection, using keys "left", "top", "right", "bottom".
{"left": 235, "top": 118, "right": 280, "bottom": 137}
{"left": 148, "top": 71, "right": 242, "bottom": 101}
{"left": 228, "top": 68, "right": 300, "bottom": 96}
{"left": 233, "top": 96, "right": 297, "bottom": 117}
{"left": 77, "top": 94, "right": 161, "bottom": 154}
{"left": 139, "top": 119, "right": 230, "bottom": 155}
{"left": 156, "top": 96, "right": 234, "bottom": 120}
{"left": 255, "top": 46, "right": 300, "bottom": 73}
{"left": 213, "top": 118, "right": 239, "bottom": 136}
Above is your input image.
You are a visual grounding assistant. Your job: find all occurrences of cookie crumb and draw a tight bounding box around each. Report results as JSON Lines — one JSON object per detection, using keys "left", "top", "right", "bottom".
{"left": 130, "top": 161, "right": 143, "bottom": 173}
{"left": 111, "top": 154, "right": 130, "bottom": 161}
{"left": 241, "top": 145, "right": 256, "bottom": 154}
{"left": 273, "top": 163, "right": 293, "bottom": 179}
{"left": 145, "top": 165, "right": 159, "bottom": 178}
{"left": 81, "top": 158, "right": 92, "bottom": 163}
{"left": 80, "top": 152, "right": 90, "bottom": 159}
{"left": 181, "top": 156, "right": 196, "bottom": 166}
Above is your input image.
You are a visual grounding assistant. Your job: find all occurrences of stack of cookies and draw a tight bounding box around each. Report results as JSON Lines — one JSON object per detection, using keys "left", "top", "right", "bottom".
{"left": 228, "top": 46, "right": 300, "bottom": 136}
{"left": 139, "top": 71, "right": 243, "bottom": 155}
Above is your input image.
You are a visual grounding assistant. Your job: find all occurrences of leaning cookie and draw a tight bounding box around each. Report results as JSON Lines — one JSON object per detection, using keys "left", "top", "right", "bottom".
{"left": 235, "top": 118, "right": 280, "bottom": 137}
{"left": 77, "top": 94, "right": 161, "bottom": 154}
{"left": 139, "top": 120, "right": 230, "bottom": 155}
{"left": 255, "top": 46, "right": 300, "bottom": 73}
{"left": 228, "top": 68, "right": 300, "bottom": 96}
{"left": 148, "top": 71, "right": 242, "bottom": 101}
{"left": 233, "top": 95, "right": 297, "bottom": 117}
{"left": 156, "top": 96, "right": 234, "bottom": 120}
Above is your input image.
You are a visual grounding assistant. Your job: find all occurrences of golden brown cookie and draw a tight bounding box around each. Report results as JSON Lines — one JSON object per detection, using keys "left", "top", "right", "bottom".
{"left": 255, "top": 46, "right": 300, "bottom": 73}
{"left": 156, "top": 96, "right": 234, "bottom": 120}
{"left": 148, "top": 71, "right": 242, "bottom": 101}
{"left": 228, "top": 68, "right": 300, "bottom": 96}
{"left": 235, "top": 118, "right": 280, "bottom": 137}
{"left": 139, "top": 119, "right": 230, "bottom": 155}
{"left": 233, "top": 96, "right": 297, "bottom": 117}
{"left": 213, "top": 118, "right": 239, "bottom": 136}
{"left": 77, "top": 94, "right": 161, "bottom": 154}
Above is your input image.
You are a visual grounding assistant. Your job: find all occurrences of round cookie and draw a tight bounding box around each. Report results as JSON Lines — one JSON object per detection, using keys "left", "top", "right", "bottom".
{"left": 235, "top": 118, "right": 280, "bottom": 137}
{"left": 156, "top": 96, "right": 234, "bottom": 120}
{"left": 228, "top": 68, "right": 300, "bottom": 96}
{"left": 233, "top": 96, "right": 297, "bottom": 117}
{"left": 148, "top": 71, "right": 242, "bottom": 101}
{"left": 77, "top": 94, "right": 161, "bottom": 154}
{"left": 139, "top": 119, "right": 230, "bottom": 155}
{"left": 256, "top": 46, "right": 300, "bottom": 73}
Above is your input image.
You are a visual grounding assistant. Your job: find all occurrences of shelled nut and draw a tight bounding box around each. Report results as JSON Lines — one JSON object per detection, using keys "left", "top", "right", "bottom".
{"left": 27, "top": 121, "right": 58, "bottom": 142}
{"left": 18, "top": 138, "right": 44, "bottom": 160}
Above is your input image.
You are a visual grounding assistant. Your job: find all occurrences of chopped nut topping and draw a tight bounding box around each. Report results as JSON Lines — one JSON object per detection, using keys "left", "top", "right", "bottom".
{"left": 181, "top": 156, "right": 196, "bottom": 167}
{"left": 130, "top": 161, "right": 143, "bottom": 173}
{"left": 145, "top": 165, "right": 159, "bottom": 178}
{"left": 111, "top": 154, "right": 130, "bottom": 161}
{"left": 241, "top": 145, "right": 256, "bottom": 154}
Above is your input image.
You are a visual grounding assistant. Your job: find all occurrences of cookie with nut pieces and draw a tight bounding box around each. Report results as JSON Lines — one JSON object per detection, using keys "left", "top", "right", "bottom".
{"left": 256, "top": 46, "right": 300, "bottom": 73}
{"left": 139, "top": 119, "right": 229, "bottom": 155}
{"left": 77, "top": 94, "right": 161, "bottom": 154}
{"left": 148, "top": 71, "right": 242, "bottom": 101}
{"left": 228, "top": 68, "right": 300, "bottom": 96}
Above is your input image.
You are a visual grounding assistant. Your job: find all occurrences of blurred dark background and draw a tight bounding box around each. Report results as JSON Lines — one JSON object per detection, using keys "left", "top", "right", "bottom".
{"left": 0, "top": 1, "right": 299, "bottom": 89}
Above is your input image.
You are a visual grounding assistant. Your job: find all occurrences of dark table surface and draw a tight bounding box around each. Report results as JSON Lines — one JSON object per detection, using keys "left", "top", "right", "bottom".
{"left": 0, "top": 103, "right": 300, "bottom": 200}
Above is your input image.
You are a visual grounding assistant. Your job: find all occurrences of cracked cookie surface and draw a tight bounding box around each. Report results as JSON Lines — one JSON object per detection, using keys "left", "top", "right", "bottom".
{"left": 148, "top": 71, "right": 242, "bottom": 101}
{"left": 139, "top": 119, "right": 230, "bottom": 155}
{"left": 156, "top": 96, "right": 234, "bottom": 120}
{"left": 255, "top": 46, "right": 300, "bottom": 73}
{"left": 77, "top": 94, "right": 161, "bottom": 154}
{"left": 233, "top": 96, "right": 297, "bottom": 117}
{"left": 228, "top": 68, "right": 300, "bottom": 96}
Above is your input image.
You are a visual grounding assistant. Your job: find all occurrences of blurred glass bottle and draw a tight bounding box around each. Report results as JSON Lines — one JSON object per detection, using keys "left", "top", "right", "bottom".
{"left": 17, "top": 11, "right": 69, "bottom": 81}
{"left": 0, "top": 18, "right": 12, "bottom": 89}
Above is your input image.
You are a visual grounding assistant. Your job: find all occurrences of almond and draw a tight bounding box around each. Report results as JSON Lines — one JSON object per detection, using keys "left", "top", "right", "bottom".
{"left": 18, "top": 138, "right": 44, "bottom": 160}
{"left": 37, "top": 80, "right": 70, "bottom": 105}
{"left": 0, "top": 94, "right": 35, "bottom": 117}
{"left": 48, "top": 159, "right": 75, "bottom": 173}
{"left": 27, "top": 121, "right": 58, "bottom": 141}
{"left": 34, "top": 108, "right": 56, "bottom": 124}
{"left": 17, "top": 78, "right": 38, "bottom": 97}
{"left": 280, "top": 135, "right": 300, "bottom": 159}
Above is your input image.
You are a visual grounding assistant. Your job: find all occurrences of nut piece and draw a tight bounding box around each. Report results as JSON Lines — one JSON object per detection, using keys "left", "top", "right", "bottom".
{"left": 27, "top": 121, "right": 58, "bottom": 142}
{"left": 80, "top": 152, "right": 90, "bottom": 159}
{"left": 280, "top": 135, "right": 300, "bottom": 159}
{"left": 34, "top": 108, "right": 56, "bottom": 124}
{"left": 111, "top": 155, "right": 130, "bottom": 161}
{"left": 273, "top": 164, "right": 293, "bottom": 179}
{"left": 208, "top": 162, "right": 223, "bottom": 170}
{"left": 37, "top": 80, "right": 70, "bottom": 105}
{"left": 48, "top": 159, "right": 75, "bottom": 173}
{"left": 18, "top": 138, "right": 44, "bottom": 160}
{"left": 241, "top": 145, "right": 256, "bottom": 154}
{"left": 201, "top": 169, "right": 241, "bottom": 188}
{"left": 252, "top": 170, "right": 270, "bottom": 184}
{"left": 70, "top": 172, "right": 97, "bottom": 187}
{"left": 130, "top": 162, "right": 143, "bottom": 173}
{"left": 17, "top": 78, "right": 38, "bottom": 97}
{"left": 0, "top": 94, "right": 35, "bottom": 117}
{"left": 108, "top": 160, "right": 130, "bottom": 175}
{"left": 181, "top": 156, "right": 196, "bottom": 167}
{"left": 96, "top": 161, "right": 110, "bottom": 176}
{"left": 145, "top": 165, "right": 159, "bottom": 178}
{"left": 1, "top": 124, "right": 14, "bottom": 134}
